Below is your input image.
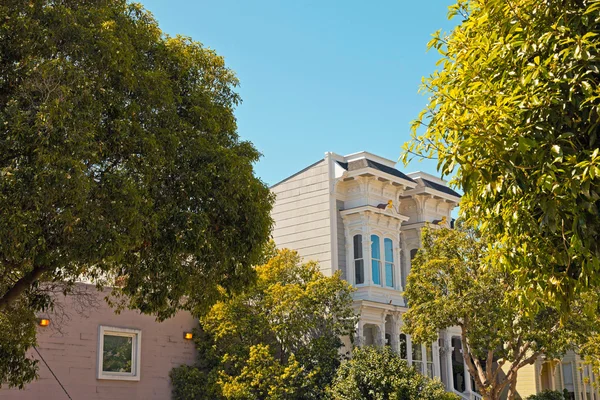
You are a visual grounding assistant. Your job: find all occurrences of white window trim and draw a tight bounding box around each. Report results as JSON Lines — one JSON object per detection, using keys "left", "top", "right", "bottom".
{"left": 97, "top": 325, "right": 142, "bottom": 381}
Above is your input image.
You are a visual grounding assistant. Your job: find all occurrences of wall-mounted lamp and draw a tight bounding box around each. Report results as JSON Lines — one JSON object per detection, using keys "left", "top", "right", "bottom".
{"left": 183, "top": 332, "right": 193, "bottom": 340}
{"left": 39, "top": 318, "right": 51, "bottom": 327}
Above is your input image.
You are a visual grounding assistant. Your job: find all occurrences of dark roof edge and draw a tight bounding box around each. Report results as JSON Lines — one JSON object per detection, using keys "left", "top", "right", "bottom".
{"left": 422, "top": 178, "right": 462, "bottom": 198}
{"left": 269, "top": 159, "right": 325, "bottom": 189}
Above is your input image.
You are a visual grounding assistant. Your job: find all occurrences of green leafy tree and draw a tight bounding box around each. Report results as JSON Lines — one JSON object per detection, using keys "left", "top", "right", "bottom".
{"left": 526, "top": 390, "right": 566, "bottom": 400}
{"left": 0, "top": 0, "right": 273, "bottom": 388}
{"left": 170, "top": 248, "right": 357, "bottom": 400}
{"left": 403, "top": 0, "right": 600, "bottom": 306}
{"left": 328, "top": 346, "right": 459, "bottom": 400}
{"left": 403, "top": 224, "right": 597, "bottom": 400}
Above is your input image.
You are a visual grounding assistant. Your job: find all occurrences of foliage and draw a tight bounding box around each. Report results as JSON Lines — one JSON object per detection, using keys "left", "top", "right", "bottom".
{"left": 170, "top": 365, "right": 217, "bottom": 400}
{"left": 403, "top": 224, "right": 596, "bottom": 400}
{"left": 0, "top": 302, "right": 37, "bottom": 388}
{"left": 219, "top": 344, "right": 314, "bottom": 400}
{"left": 0, "top": 0, "right": 273, "bottom": 387}
{"left": 526, "top": 390, "right": 566, "bottom": 400}
{"left": 328, "top": 346, "right": 459, "bottom": 400}
{"left": 170, "top": 249, "right": 357, "bottom": 400}
{"left": 403, "top": 0, "right": 600, "bottom": 306}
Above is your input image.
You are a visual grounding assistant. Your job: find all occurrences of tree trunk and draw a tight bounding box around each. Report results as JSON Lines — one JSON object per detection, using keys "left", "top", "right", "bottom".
{"left": 507, "top": 371, "right": 519, "bottom": 400}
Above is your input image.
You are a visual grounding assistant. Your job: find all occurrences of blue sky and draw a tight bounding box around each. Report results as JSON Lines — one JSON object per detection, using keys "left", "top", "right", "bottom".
{"left": 139, "top": 0, "right": 457, "bottom": 186}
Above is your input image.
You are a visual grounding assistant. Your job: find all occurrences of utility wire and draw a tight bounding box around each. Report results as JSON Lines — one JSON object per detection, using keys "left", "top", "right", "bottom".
{"left": 32, "top": 345, "right": 73, "bottom": 400}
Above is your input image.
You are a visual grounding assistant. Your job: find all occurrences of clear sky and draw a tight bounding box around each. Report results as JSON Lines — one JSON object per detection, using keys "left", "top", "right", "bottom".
{"left": 138, "top": 0, "right": 457, "bottom": 186}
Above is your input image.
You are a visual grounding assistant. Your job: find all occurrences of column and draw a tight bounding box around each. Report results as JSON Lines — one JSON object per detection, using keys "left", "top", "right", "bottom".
{"left": 433, "top": 340, "right": 442, "bottom": 380}
{"left": 355, "top": 320, "right": 364, "bottom": 347}
{"left": 464, "top": 352, "right": 473, "bottom": 394}
{"left": 375, "top": 323, "right": 386, "bottom": 347}
{"left": 445, "top": 335, "right": 455, "bottom": 392}
{"left": 390, "top": 315, "right": 400, "bottom": 353}
{"left": 394, "top": 244, "right": 402, "bottom": 291}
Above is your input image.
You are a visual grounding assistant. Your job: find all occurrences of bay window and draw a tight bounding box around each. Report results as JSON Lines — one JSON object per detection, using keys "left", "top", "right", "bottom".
{"left": 371, "top": 235, "right": 381, "bottom": 285}
{"left": 353, "top": 234, "right": 364, "bottom": 285}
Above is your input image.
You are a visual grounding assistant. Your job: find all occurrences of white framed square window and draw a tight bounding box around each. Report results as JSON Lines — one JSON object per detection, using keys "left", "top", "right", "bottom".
{"left": 97, "top": 325, "right": 142, "bottom": 381}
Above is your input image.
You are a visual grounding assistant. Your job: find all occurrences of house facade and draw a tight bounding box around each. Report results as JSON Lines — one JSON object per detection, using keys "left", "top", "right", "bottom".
{"left": 2, "top": 150, "right": 598, "bottom": 400}
{"left": 270, "top": 151, "right": 600, "bottom": 400}
{"left": 0, "top": 284, "right": 198, "bottom": 400}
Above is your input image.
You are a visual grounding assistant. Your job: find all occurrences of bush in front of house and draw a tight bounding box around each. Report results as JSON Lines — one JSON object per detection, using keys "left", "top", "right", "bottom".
{"left": 526, "top": 390, "right": 566, "bottom": 400}
{"left": 328, "top": 346, "right": 460, "bottom": 400}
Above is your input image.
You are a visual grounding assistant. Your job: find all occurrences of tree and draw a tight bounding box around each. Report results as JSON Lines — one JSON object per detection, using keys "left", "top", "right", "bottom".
{"left": 403, "top": 0, "right": 600, "bottom": 307}
{"left": 0, "top": 0, "right": 273, "bottom": 387}
{"left": 328, "top": 346, "right": 459, "bottom": 400}
{"left": 170, "top": 248, "right": 357, "bottom": 400}
{"left": 402, "top": 224, "right": 597, "bottom": 400}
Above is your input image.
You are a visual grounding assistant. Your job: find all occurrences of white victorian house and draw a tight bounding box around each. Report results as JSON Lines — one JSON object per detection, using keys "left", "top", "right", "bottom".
{"left": 270, "top": 151, "right": 478, "bottom": 398}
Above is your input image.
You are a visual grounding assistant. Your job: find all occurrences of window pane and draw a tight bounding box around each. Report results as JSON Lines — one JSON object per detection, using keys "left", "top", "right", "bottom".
{"left": 563, "top": 364, "right": 574, "bottom": 385}
{"left": 412, "top": 343, "right": 423, "bottom": 361}
{"left": 372, "top": 260, "right": 381, "bottom": 285}
{"left": 103, "top": 335, "right": 133, "bottom": 373}
{"left": 371, "top": 235, "right": 380, "bottom": 259}
{"left": 355, "top": 260, "right": 364, "bottom": 284}
{"left": 385, "top": 262, "right": 393, "bottom": 287}
{"left": 353, "top": 235, "right": 363, "bottom": 259}
{"left": 426, "top": 344, "right": 433, "bottom": 362}
{"left": 414, "top": 361, "right": 423, "bottom": 374}
{"left": 427, "top": 363, "right": 434, "bottom": 378}
{"left": 385, "top": 333, "right": 391, "bottom": 346}
{"left": 399, "top": 334, "right": 407, "bottom": 359}
{"left": 384, "top": 239, "right": 393, "bottom": 262}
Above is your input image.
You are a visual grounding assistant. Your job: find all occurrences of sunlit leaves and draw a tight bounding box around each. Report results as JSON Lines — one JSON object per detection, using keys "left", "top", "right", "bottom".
{"left": 403, "top": 0, "right": 600, "bottom": 308}
{"left": 172, "top": 249, "right": 357, "bottom": 400}
{"left": 0, "top": 0, "right": 273, "bottom": 386}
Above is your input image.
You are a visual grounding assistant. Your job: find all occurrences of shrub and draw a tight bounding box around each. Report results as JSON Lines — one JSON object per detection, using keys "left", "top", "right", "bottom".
{"left": 328, "top": 346, "right": 459, "bottom": 400}
{"left": 526, "top": 390, "right": 566, "bottom": 400}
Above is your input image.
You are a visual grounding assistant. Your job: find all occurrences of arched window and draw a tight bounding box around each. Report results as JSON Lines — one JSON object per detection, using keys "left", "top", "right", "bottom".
{"left": 371, "top": 235, "right": 381, "bottom": 285}
{"left": 384, "top": 238, "right": 394, "bottom": 288}
{"left": 353, "top": 235, "right": 364, "bottom": 285}
{"left": 399, "top": 333, "right": 407, "bottom": 359}
{"left": 410, "top": 248, "right": 418, "bottom": 260}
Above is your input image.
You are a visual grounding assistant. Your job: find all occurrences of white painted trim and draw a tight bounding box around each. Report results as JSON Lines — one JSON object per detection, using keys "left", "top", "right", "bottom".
{"left": 344, "top": 168, "right": 416, "bottom": 190}
{"left": 340, "top": 205, "right": 410, "bottom": 222}
{"left": 403, "top": 186, "right": 460, "bottom": 203}
{"left": 344, "top": 151, "right": 397, "bottom": 168}
{"left": 327, "top": 153, "right": 340, "bottom": 276}
{"left": 97, "top": 325, "right": 142, "bottom": 381}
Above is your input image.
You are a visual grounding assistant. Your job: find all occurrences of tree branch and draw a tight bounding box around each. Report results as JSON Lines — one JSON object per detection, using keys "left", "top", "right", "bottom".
{"left": 0, "top": 264, "right": 49, "bottom": 310}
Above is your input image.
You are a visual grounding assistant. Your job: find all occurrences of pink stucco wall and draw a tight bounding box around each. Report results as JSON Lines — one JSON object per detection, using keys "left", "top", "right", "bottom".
{"left": 0, "top": 284, "right": 198, "bottom": 400}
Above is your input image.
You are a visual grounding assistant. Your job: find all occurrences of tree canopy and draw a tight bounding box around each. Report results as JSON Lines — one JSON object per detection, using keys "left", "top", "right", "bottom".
{"left": 170, "top": 248, "right": 357, "bottom": 400}
{"left": 0, "top": 0, "right": 273, "bottom": 388}
{"left": 403, "top": 0, "right": 600, "bottom": 306}
{"left": 402, "top": 224, "right": 598, "bottom": 400}
{"left": 328, "top": 346, "right": 459, "bottom": 400}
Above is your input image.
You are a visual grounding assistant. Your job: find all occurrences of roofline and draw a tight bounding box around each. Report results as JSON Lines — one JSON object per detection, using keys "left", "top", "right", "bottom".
{"left": 407, "top": 171, "right": 448, "bottom": 185}
{"left": 269, "top": 158, "right": 325, "bottom": 189}
{"left": 343, "top": 151, "right": 397, "bottom": 168}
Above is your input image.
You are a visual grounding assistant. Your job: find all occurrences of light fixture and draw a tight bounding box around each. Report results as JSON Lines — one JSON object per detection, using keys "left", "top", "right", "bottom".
{"left": 183, "top": 332, "right": 193, "bottom": 340}
{"left": 39, "top": 318, "right": 50, "bottom": 327}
